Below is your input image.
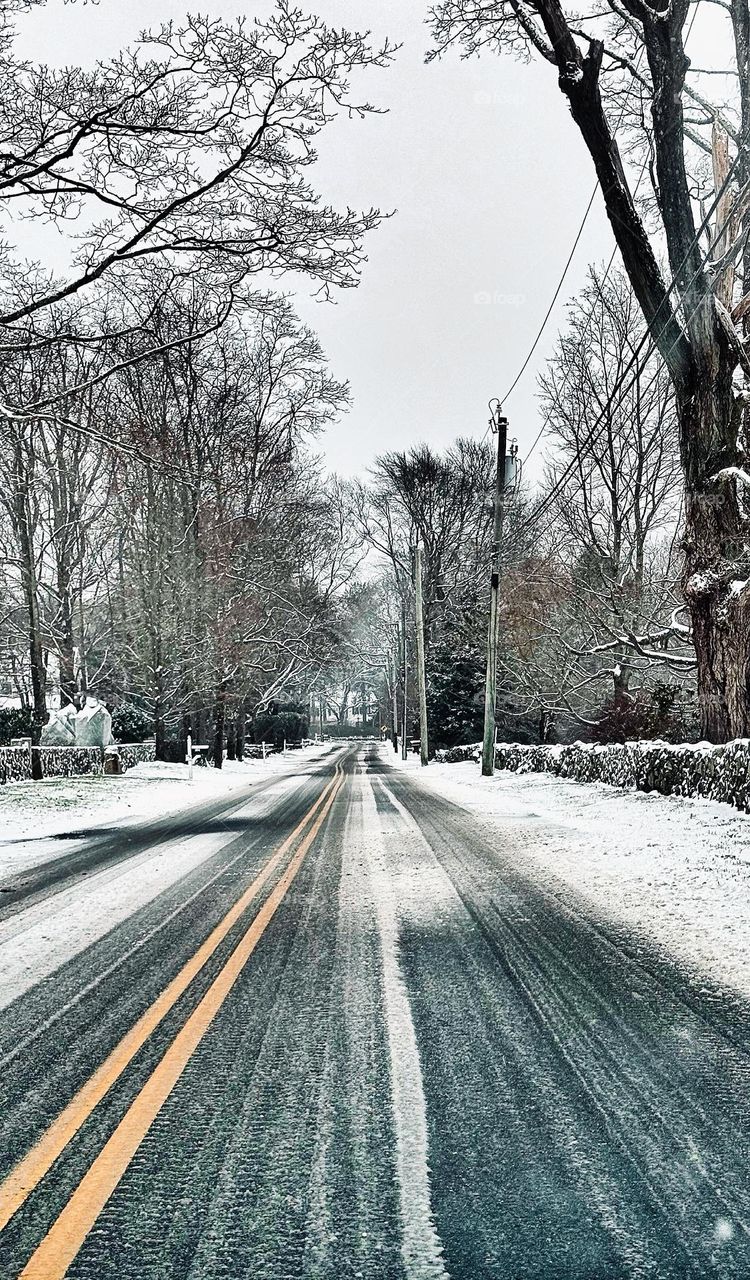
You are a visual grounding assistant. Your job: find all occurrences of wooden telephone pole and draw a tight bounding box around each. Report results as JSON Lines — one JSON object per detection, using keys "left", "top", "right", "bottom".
{"left": 481, "top": 401, "right": 509, "bottom": 777}
{"left": 401, "top": 596, "right": 408, "bottom": 760}
{"left": 391, "top": 631, "right": 399, "bottom": 752}
{"left": 413, "top": 543, "right": 429, "bottom": 767}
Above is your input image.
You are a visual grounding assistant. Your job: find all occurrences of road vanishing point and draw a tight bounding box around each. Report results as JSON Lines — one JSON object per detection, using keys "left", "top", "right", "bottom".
{"left": 1, "top": 745, "right": 750, "bottom": 1279}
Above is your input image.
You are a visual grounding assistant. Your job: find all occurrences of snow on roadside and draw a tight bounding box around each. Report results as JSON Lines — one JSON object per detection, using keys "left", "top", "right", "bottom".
{"left": 0, "top": 827, "right": 238, "bottom": 1011}
{"left": 0, "top": 745, "right": 336, "bottom": 879}
{"left": 0, "top": 744, "right": 340, "bottom": 1010}
{"left": 379, "top": 745, "right": 750, "bottom": 1002}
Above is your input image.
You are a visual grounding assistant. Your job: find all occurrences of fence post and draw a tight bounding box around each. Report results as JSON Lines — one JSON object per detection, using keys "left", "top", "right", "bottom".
{"left": 187, "top": 732, "right": 193, "bottom": 782}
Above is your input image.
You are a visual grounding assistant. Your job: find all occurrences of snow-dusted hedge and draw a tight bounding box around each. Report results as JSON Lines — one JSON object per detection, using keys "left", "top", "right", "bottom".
{"left": 33, "top": 746, "right": 103, "bottom": 778}
{"left": 117, "top": 742, "right": 156, "bottom": 772}
{"left": 0, "top": 745, "right": 32, "bottom": 785}
{"left": 437, "top": 743, "right": 483, "bottom": 764}
{"left": 0, "top": 740, "right": 155, "bottom": 785}
{"left": 434, "top": 738, "right": 750, "bottom": 813}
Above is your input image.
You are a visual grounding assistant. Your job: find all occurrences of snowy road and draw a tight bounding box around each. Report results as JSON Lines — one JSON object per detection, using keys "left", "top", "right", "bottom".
{"left": 2, "top": 745, "right": 750, "bottom": 1278}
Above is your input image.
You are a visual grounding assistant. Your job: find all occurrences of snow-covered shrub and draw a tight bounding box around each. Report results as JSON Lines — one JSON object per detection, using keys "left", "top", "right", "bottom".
{"left": 75, "top": 701, "right": 113, "bottom": 748}
{"left": 254, "top": 704, "right": 308, "bottom": 748}
{"left": 0, "top": 708, "right": 32, "bottom": 747}
{"left": 40, "top": 704, "right": 77, "bottom": 746}
{"left": 426, "top": 634, "right": 485, "bottom": 747}
{"left": 112, "top": 704, "right": 154, "bottom": 744}
{"left": 436, "top": 743, "right": 481, "bottom": 764}
{"left": 591, "top": 682, "right": 700, "bottom": 745}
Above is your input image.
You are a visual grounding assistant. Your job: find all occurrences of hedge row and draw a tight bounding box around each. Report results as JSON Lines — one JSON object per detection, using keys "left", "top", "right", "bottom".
{"left": 434, "top": 739, "right": 750, "bottom": 814}
{"left": 34, "top": 746, "right": 103, "bottom": 778}
{"left": 117, "top": 742, "right": 156, "bottom": 772}
{"left": 0, "top": 746, "right": 33, "bottom": 785}
{"left": 0, "top": 740, "right": 156, "bottom": 784}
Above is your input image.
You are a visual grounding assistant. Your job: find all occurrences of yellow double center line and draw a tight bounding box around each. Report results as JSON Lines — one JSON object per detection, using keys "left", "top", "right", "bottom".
{"left": 1, "top": 761, "right": 346, "bottom": 1280}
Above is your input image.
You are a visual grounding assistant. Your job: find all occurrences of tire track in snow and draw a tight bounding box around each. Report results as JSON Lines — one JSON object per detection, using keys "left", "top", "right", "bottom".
{"left": 357, "top": 765, "right": 449, "bottom": 1280}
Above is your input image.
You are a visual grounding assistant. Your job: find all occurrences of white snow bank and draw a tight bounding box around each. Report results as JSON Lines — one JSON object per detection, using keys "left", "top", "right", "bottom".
{"left": 0, "top": 746, "right": 335, "bottom": 879}
{"left": 0, "top": 827, "right": 235, "bottom": 1010}
{"left": 0, "top": 745, "right": 340, "bottom": 1010}
{"left": 381, "top": 745, "right": 750, "bottom": 1002}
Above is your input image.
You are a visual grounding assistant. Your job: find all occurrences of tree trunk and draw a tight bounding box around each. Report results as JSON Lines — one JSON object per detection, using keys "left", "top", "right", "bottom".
{"left": 57, "top": 560, "right": 77, "bottom": 708}
{"left": 226, "top": 710, "right": 236, "bottom": 761}
{"left": 680, "top": 368, "right": 750, "bottom": 740}
{"left": 13, "top": 465, "right": 47, "bottom": 754}
{"left": 235, "top": 702, "right": 246, "bottom": 759}
{"left": 212, "top": 683, "right": 226, "bottom": 770}
{"left": 612, "top": 660, "right": 631, "bottom": 710}
{"left": 154, "top": 701, "right": 168, "bottom": 762}
{"left": 690, "top": 594, "right": 750, "bottom": 740}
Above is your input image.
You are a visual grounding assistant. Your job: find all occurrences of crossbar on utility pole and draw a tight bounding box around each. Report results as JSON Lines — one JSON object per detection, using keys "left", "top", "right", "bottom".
{"left": 481, "top": 401, "right": 509, "bottom": 777}
{"left": 413, "top": 543, "right": 429, "bottom": 767}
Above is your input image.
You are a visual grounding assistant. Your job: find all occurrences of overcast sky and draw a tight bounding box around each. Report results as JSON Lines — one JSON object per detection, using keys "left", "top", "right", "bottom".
{"left": 16, "top": 0, "right": 625, "bottom": 482}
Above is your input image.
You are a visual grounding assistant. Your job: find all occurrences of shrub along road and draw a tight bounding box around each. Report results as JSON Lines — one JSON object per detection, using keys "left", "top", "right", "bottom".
{"left": 0, "top": 745, "right": 749, "bottom": 1278}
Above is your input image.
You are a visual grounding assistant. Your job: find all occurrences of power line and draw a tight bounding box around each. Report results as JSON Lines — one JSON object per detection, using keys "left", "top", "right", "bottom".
{"left": 522, "top": 237, "right": 628, "bottom": 466}
{"left": 518, "top": 0, "right": 702, "bottom": 464}
{"left": 492, "top": 45, "right": 654, "bottom": 433}
{"left": 518, "top": 136, "right": 749, "bottom": 539}
{"left": 500, "top": 185, "right": 599, "bottom": 407}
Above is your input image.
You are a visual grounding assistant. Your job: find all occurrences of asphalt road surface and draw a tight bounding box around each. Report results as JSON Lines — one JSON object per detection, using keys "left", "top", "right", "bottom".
{"left": 2, "top": 744, "right": 750, "bottom": 1279}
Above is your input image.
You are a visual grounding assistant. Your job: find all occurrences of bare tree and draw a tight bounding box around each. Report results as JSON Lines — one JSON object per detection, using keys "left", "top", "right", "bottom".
{"left": 359, "top": 440, "right": 497, "bottom": 623}
{"left": 430, "top": 0, "right": 750, "bottom": 740}
{"left": 0, "top": 304, "right": 120, "bottom": 739}
{"left": 356, "top": 440, "right": 535, "bottom": 746}
{"left": 0, "top": 3, "right": 393, "bottom": 332}
{"left": 102, "top": 281, "right": 358, "bottom": 761}
{"left": 538, "top": 268, "right": 685, "bottom": 697}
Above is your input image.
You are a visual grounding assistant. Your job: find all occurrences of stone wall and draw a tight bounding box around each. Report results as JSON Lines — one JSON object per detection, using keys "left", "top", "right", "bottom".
{"left": 434, "top": 739, "right": 750, "bottom": 814}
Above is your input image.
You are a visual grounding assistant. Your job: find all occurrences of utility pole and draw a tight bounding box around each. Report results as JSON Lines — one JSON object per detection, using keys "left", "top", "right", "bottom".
{"left": 482, "top": 400, "right": 510, "bottom": 777}
{"left": 413, "top": 543, "right": 429, "bottom": 767}
{"left": 401, "top": 596, "right": 408, "bottom": 761}
{"left": 319, "top": 689, "right": 325, "bottom": 741}
{"left": 390, "top": 637, "right": 399, "bottom": 752}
